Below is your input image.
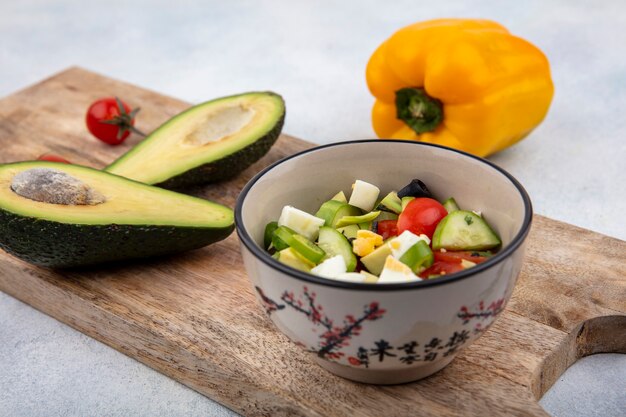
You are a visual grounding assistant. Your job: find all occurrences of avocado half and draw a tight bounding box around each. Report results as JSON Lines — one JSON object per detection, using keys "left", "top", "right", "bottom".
{"left": 0, "top": 161, "right": 234, "bottom": 268}
{"left": 105, "top": 92, "right": 285, "bottom": 188}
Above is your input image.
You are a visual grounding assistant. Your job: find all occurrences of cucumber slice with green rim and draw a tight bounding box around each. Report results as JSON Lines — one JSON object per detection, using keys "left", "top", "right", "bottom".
{"left": 399, "top": 240, "right": 433, "bottom": 272}
{"left": 401, "top": 196, "right": 415, "bottom": 211}
{"left": 276, "top": 247, "right": 314, "bottom": 271}
{"left": 337, "top": 224, "right": 360, "bottom": 240}
{"left": 331, "top": 191, "right": 347, "bottom": 203}
{"left": 290, "top": 234, "right": 326, "bottom": 264}
{"left": 315, "top": 200, "right": 362, "bottom": 228}
{"left": 377, "top": 191, "right": 402, "bottom": 214}
{"left": 264, "top": 221, "right": 278, "bottom": 249}
{"left": 318, "top": 226, "right": 357, "bottom": 272}
{"left": 443, "top": 197, "right": 460, "bottom": 213}
{"left": 432, "top": 210, "right": 501, "bottom": 251}
{"left": 335, "top": 211, "right": 380, "bottom": 228}
{"left": 272, "top": 226, "right": 296, "bottom": 251}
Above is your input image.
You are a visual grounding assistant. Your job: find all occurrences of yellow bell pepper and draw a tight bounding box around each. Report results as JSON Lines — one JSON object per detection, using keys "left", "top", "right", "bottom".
{"left": 366, "top": 19, "right": 554, "bottom": 157}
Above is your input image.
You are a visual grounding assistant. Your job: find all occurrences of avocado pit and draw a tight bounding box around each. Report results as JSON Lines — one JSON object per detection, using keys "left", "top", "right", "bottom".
{"left": 11, "top": 168, "right": 106, "bottom": 205}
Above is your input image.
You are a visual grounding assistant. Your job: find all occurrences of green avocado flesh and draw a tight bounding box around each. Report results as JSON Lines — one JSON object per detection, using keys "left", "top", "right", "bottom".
{"left": 105, "top": 92, "right": 285, "bottom": 188}
{"left": 0, "top": 161, "right": 234, "bottom": 268}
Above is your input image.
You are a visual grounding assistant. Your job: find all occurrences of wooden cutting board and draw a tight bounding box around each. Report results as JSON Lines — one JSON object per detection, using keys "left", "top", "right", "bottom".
{"left": 0, "top": 67, "right": 624, "bottom": 417}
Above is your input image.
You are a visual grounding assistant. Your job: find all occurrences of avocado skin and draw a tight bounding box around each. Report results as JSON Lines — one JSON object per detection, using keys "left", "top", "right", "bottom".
{"left": 157, "top": 112, "right": 285, "bottom": 189}
{"left": 0, "top": 208, "right": 234, "bottom": 268}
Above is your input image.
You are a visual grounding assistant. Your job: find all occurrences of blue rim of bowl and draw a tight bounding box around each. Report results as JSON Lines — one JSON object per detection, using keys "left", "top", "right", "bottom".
{"left": 235, "top": 139, "right": 533, "bottom": 291}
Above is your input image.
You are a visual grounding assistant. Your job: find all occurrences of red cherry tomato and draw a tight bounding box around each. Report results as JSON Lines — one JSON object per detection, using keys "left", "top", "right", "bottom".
{"left": 397, "top": 198, "right": 448, "bottom": 240}
{"left": 433, "top": 251, "right": 489, "bottom": 264}
{"left": 86, "top": 97, "right": 143, "bottom": 145}
{"left": 37, "top": 153, "right": 71, "bottom": 164}
{"left": 419, "top": 261, "right": 464, "bottom": 279}
{"left": 376, "top": 220, "right": 398, "bottom": 240}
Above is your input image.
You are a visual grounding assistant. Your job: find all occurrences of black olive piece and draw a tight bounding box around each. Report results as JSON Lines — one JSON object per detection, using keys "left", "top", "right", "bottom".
{"left": 397, "top": 179, "right": 433, "bottom": 199}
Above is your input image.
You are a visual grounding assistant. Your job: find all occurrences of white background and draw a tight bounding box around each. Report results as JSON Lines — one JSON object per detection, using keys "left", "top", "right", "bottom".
{"left": 1, "top": 1, "right": 625, "bottom": 416}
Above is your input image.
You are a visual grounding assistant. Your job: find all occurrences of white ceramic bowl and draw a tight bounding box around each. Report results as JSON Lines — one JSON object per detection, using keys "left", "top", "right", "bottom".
{"left": 235, "top": 140, "right": 532, "bottom": 384}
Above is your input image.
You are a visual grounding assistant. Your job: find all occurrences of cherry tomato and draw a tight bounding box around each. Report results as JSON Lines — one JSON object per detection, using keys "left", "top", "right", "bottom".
{"left": 376, "top": 220, "right": 398, "bottom": 240}
{"left": 419, "top": 261, "right": 464, "bottom": 279}
{"left": 433, "top": 251, "right": 490, "bottom": 264}
{"left": 86, "top": 97, "right": 144, "bottom": 145}
{"left": 37, "top": 153, "right": 71, "bottom": 164}
{"left": 397, "top": 198, "right": 448, "bottom": 240}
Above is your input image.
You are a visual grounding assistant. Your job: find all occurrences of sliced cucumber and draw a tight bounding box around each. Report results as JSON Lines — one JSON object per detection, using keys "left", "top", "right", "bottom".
{"left": 335, "top": 211, "right": 380, "bottom": 228}
{"left": 443, "top": 197, "right": 460, "bottom": 213}
{"left": 377, "top": 191, "right": 402, "bottom": 214}
{"left": 331, "top": 191, "right": 347, "bottom": 203}
{"left": 315, "top": 200, "right": 362, "bottom": 228}
{"left": 272, "top": 226, "right": 296, "bottom": 251}
{"left": 337, "top": 224, "right": 360, "bottom": 240}
{"left": 264, "top": 221, "right": 278, "bottom": 249}
{"left": 401, "top": 196, "right": 415, "bottom": 211}
{"left": 318, "top": 226, "right": 357, "bottom": 272}
{"left": 432, "top": 210, "right": 501, "bottom": 251}
{"left": 399, "top": 240, "right": 433, "bottom": 272}
{"left": 276, "top": 247, "right": 314, "bottom": 272}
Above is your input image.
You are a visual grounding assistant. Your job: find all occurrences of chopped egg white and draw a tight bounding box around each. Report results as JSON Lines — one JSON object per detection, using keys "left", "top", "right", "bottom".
{"left": 277, "top": 205, "right": 325, "bottom": 240}
{"left": 311, "top": 255, "right": 346, "bottom": 278}
{"left": 335, "top": 272, "right": 367, "bottom": 283}
{"left": 378, "top": 255, "right": 421, "bottom": 283}
{"left": 388, "top": 230, "right": 430, "bottom": 259}
{"left": 348, "top": 180, "right": 380, "bottom": 212}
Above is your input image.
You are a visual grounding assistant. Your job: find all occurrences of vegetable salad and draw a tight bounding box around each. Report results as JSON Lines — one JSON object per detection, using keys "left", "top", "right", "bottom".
{"left": 263, "top": 179, "right": 501, "bottom": 284}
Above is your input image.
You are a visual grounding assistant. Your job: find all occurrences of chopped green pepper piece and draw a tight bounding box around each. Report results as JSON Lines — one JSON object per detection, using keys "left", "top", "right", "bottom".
{"left": 264, "top": 221, "right": 278, "bottom": 249}
{"left": 272, "top": 226, "right": 296, "bottom": 251}
{"left": 290, "top": 234, "right": 326, "bottom": 264}
{"left": 335, "top": 211, "right": 381, "bottom": 228}
{"left": 399, "top": 240, "right": 434, "bottom": 272}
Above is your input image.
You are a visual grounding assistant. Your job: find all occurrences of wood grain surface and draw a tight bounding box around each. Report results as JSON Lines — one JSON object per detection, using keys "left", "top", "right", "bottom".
{"left": 0, "top": 67, "right": 624, "bottom": 417}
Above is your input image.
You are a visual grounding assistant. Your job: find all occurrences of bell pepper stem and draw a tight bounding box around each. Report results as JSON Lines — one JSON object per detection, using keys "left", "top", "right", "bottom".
{"left": 395, "top": 87, "right": 443, "bottom": 134}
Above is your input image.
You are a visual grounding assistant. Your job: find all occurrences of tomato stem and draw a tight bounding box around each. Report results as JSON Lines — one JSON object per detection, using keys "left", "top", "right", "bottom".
{"left": 98, "top": 97, "right": 146, "bottom": 138}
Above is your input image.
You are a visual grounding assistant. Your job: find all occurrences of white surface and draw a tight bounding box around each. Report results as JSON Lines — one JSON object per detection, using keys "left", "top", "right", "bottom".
{"left": 540, "top": 354, "right": 626, "bottom": 417}
{"left": 0, "top": 0, "right": 624, "bottom": 416}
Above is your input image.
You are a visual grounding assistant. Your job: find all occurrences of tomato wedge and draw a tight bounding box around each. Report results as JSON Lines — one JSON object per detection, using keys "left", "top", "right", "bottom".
{"left": 376, "top": 220, "right": 398, "bottom": 240}
{"left": 419, "top": 260, "right": 464, "bottom": 279}
{"left": 433, "top": 251, "right": 489, "bottom": 264}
